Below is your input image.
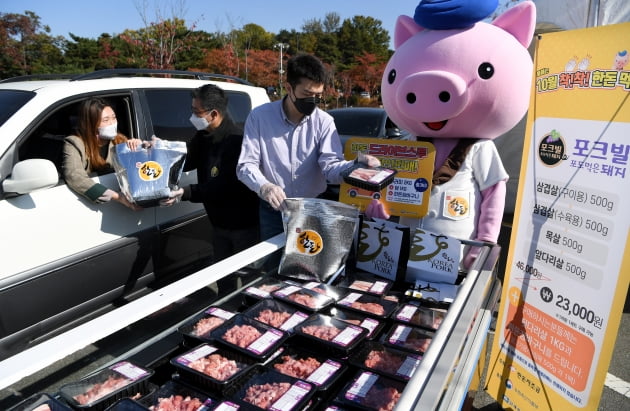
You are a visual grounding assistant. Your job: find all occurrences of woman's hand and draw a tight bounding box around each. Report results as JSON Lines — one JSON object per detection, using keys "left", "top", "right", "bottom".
{"left": 126, "top": 138, "right": 144, "bottom": 151}
{"left": 114, "top": 191, "right": 142, "bottom": 211}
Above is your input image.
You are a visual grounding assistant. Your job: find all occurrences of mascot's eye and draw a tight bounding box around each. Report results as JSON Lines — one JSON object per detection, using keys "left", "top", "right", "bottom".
{"left": 478, "top": 62, "right": 494, "bottom": 80}
{"left": 387, "top": 69, "right": 397, "bottom": 84}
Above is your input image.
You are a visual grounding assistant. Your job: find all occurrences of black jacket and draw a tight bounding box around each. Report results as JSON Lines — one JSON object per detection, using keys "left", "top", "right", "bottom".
{"left": 182, "top": 117, "right": 258, "bottom": 229}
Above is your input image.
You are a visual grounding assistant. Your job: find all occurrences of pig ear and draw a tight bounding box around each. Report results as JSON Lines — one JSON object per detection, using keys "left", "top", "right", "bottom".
{"left": 492, "top": 1, "right": 536, "bottom": 48}
{"left": 395, "top": 15, "right": 424, "bottom": 49}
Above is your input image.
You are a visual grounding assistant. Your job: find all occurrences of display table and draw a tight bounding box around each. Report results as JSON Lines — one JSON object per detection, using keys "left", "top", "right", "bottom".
{"left": 0, "top": 233, "right": 501, "bottom": 410}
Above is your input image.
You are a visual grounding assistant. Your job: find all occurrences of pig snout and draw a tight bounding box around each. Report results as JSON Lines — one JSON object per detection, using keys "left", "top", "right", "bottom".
{"left": 398, "top": 71, "right": 469, "bottom": 121}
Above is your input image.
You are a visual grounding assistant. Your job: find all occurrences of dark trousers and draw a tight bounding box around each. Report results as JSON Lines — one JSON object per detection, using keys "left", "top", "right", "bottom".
{"left": 212, "top": 225, "right": 259, "bottom": 295}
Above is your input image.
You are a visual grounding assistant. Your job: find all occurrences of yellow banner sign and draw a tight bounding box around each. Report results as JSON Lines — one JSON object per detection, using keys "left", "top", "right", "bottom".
{"left": 487, "top": 22, "right": 630, "bottom": 410}
{"left": 339, "top": 138, "right": 435, "bottom": 218}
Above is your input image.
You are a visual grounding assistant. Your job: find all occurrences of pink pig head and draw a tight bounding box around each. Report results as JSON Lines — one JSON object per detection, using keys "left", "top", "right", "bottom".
{"left": 381, "top": 1, "right": 536, "bottom": 140}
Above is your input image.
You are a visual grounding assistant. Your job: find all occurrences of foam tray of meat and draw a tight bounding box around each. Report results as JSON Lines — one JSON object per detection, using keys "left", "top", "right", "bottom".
{"left": 333, "top": 370, "right": 406, "bottom": 411}
{"left": 7, "top": 393, "right": 72, "bottom": 411}
{"left": 343, "top": 275, "right": 393, "bottom": 297}
{"left": 348, "top": 341, "right": 422, "bottom": 382}
{"left": 271, "top": 284, "right": 336, "bottom": 312}
{"left": 327, "top": 307, "right": 386, "bottom": 341}
{"left": 137, "top": 379, "right": 217, "bottom": 410}
{"left": 292, "top": 314, "right": 367, "bottom": 359}
{"left": 170, "top": 343, "right": 258, "bottom": 394}
{"left": 392, "top": 303, "right": 447, "bottom": 332}
{"left": 300, "top": 281, "right": 344, "bottom": 301}
{"left": 242, "top": 278, "right": 287, "bottom": 306}
{"left": 58, "top": 360, "right": 153, "bottom": 411}
{"left": 383, "top": 324, "right": 435, "bottom": 354}
{"left": 267, "top": 345, "right": 347, "bottom": 392}
{"left": 177, "top": 306, "right": 237, "bottom": 344}
{"left": 222, "top": 365, "right": 316, "bottom": 411}
{"left": 210, "top": 314, "right": 288, "bottom": 361}
{"left": 242, "top": 298, "right": 312, "bottom": 333}
{"left": 335, "top": 291, "right": 398, "bottom": 320}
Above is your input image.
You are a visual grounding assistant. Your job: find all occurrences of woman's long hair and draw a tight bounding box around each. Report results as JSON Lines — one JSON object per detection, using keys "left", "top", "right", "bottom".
{"left": 75, "top": 97, "right": 127, "bottom": 171}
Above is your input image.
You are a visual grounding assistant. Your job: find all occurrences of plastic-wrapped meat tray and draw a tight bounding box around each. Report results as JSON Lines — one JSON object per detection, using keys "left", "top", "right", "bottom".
{"left": 222, "top": 364, "right": 316, "bottom": 411}
{"left": 137, "top": 379, "right": 217, "bottom": 410}
{"left": 348, "top": 341, "right": 422, "bottom": 382}
{"left": 210, "top": 314, "right": 288, "bottom": 361}
{"left": 7, "top": 393, "right": 72, "bottom": 411}
{"left": 177, "top": 306, "right": 237, "bottom": 345}
{"left": 341, "top": 164, "right": 397, "bottom": 192}
{"left": 343, "top": 275, "right": 393, "bottom": 297}
{"left": 292, "top": 313, "right": 368, "bottom": 359}
{"left": 242, "top": 298, "right": 312, "bottom": 333}
{"left": 242, "top": 278, "right": 287, "bottom": 306}
{"left": 327, "top": 307, "right": 385, "bottom": 341}
{"left": 333, "top": 370, "right": 406, "bottom": 411}
{"left": 392, "top": 303, "right": 447, "bottom": 332}
{"left": 383, "top": 323, "right": 435, "bottom": 354}
{"left": 266, "top": 345, "right": 347, "bottom": 392}
{"left": 58, "top": 360, "right": 153, "bottom": 411}
{"left": 300, "top": 281, "right": 344, "bottom": 301}
{"left": 170, "top": 343, "right": 258, "bottom": 395}
{"left": 335, "top": 291, "right": 398, "bottom": 320}
{"left": 271, "top": 284, "right": 336, "bottom": 313}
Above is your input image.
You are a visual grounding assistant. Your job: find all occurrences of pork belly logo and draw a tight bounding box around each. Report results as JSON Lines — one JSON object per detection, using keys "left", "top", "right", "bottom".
{"left": 137, "top": 160, "right": 164, "bottom": 181}
{"left": 538, "top": 129, "right": 568, "bottom": 167}
{"left": 295, "top": 229, "right": 323, "bottom": 255}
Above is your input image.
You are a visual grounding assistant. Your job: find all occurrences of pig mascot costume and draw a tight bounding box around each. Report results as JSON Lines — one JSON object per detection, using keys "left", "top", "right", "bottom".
{"left": 371, "top": 0, "right": 536, "bottom": 268}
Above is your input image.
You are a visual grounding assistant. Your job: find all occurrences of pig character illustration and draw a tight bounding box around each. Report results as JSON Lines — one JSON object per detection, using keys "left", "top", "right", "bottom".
{"left": 613, "top": 50, "right": 629, "bottom": 70}
{"left": 373, "top": 0, "right": 536, "bottom": 269}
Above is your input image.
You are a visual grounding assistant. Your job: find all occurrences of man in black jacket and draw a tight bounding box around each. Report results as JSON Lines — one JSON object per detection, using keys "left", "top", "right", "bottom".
{"left": 169, "top": 84, "right": 259, "bottom": 294}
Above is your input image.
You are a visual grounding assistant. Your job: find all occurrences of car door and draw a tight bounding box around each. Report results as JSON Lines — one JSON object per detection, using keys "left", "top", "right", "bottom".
{"left": 0, "top": 94, "right": 157, "bottom": 356}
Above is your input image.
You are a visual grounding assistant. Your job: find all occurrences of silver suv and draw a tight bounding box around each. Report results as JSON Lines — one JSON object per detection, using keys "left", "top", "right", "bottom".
{"left": 0, "top": 69, "right": 270, "bottom": 358}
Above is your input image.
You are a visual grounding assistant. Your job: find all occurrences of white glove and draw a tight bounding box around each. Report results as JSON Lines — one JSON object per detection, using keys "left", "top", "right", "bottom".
{"left": 260, "top": 183, "right": 286, "bottom": 210}
{"left": 160, "top": 187, "right": 184, "bottom": 207}
{"left": 357, "top": 151, "right": 381, "bottom": 167}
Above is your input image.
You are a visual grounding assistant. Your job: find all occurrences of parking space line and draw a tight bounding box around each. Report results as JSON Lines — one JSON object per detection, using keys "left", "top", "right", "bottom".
{"left": 605, "top": 373, "right": 630, "bottom": 398}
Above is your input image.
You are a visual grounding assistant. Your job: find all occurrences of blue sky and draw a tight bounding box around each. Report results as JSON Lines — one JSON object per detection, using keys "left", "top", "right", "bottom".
{"left": 3, "top": 0, "right": 418, "bottom": 48}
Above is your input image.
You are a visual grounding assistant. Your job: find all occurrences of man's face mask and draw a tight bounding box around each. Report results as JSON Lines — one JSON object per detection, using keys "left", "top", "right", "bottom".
{"left": 189, "top": 113, "right": 210, "bottom": 131}
{"left": 291, "top": 91, "right": 321, "bottom": 116}
{"left": 97, "top": 123, "right": 118, "bottom": 140}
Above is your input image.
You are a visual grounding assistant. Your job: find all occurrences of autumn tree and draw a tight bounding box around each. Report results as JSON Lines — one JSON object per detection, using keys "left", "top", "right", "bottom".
{"left": 348, "top": 52, "right": 387, "bottom": 97}
{"left": 0, "top": 11, "right": 60, "bottom": 78}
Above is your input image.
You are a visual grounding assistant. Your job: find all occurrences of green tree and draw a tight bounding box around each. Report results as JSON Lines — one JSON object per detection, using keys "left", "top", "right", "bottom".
{"left": 63, "top": 33, "right": 100, "bottom": 72}
{"left": 337, "top": 16, "right": 390, "bottom": 69}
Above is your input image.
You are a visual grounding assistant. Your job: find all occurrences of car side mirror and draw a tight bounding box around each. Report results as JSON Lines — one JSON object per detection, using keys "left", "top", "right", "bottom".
{"left": 2, "top": 159, "right": 59, "bottom": 194}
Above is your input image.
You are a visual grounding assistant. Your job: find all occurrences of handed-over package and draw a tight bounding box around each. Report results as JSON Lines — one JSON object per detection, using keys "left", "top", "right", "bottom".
{"left": 279, "top": 198, "right": 359, "bottom": 283}
{"left": 113, "top": 140, "right": 187, "bottom": 207}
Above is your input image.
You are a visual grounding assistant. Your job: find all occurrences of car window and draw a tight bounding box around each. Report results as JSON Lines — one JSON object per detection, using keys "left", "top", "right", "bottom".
{"left": 16, "top": 95, "right": 134, "bottom": 176}
{"left": 144, "top": 88, "right": 252, "bottom": 142}
{"left": 0, "top": 90, "right": 36, "bottom": 127}
{"left": 330, "top": 111, "right": 382, "bottom": 138}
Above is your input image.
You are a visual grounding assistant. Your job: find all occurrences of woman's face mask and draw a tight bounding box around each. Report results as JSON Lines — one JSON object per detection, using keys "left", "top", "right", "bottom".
{"left": 97, "top": 123, "right": 118, "bottom": 140}
{"left": 189, "top": 113, "right": 210, "bottom": 131}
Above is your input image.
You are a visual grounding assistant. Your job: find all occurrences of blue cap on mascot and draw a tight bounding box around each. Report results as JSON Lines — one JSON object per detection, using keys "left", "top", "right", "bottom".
{"left": 414, "top": 0, "right": 499, "bottom": 30}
